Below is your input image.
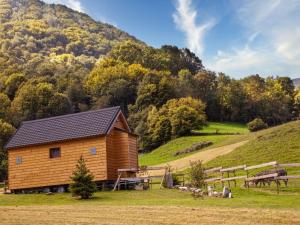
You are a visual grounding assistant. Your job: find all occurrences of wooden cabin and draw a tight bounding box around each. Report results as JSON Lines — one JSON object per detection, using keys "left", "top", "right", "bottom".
{"left": 5, "top": 106, "right": 138, "bottom": 192}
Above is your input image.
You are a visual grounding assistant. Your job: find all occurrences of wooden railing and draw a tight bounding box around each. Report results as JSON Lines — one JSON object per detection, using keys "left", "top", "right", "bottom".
{"left": 203, "top": 161, "right": 300, "bottom": 193}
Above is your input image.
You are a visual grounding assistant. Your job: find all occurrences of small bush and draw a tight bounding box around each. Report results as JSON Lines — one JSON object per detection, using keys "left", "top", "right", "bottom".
{"left": 188, "top": 160, "right": 206, "bottom": 188}
{"left": 69, "top": 155, "right": 97, "bottom": 199}
{"left": 173, "top": 141, "right": 213, "bottom": 156}
{"left": 172, "top": 173, "right": 181, "bottom": 186}
{"left": 247, "top": 118, "right": 268, "bottom": 132}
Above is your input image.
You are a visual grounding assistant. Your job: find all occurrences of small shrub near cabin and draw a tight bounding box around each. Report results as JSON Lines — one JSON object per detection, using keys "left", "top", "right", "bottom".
{"left": 189, "top": 160, "right": 206, "bottom": 188}
{"left": 247, "top": 118, "right": 268, "bottom": 132}
{"left": 70, "top": 155, "right": 97, "bottom": 199}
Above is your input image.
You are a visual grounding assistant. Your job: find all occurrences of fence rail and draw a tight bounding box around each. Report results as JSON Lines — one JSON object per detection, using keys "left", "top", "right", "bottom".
{"left": 220, "top": 165, "right": 246, "bottom": 172}
{"left": 244, "top": 161, "right": 277, "bottom": 171}
{"left": 203, "top": 161, "right": 300, "bottom": 194}
{"left": 221, "top": 175, "right": 247, "bottom": 182}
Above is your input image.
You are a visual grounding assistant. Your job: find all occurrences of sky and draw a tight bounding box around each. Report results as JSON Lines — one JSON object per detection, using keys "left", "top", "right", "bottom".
{"left": 43, "top": 0, "right": 300, "bottom": 79}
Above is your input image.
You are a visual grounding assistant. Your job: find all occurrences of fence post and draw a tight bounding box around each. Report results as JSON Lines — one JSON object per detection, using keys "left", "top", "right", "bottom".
{"left": 275, "top": 163, "right": 280, "bottom": 194}
{"left": 233, "top": 170, "right": 237, "bottom": 187}
{"left": 246, "top": 170, "right": 249, "bottom": 189}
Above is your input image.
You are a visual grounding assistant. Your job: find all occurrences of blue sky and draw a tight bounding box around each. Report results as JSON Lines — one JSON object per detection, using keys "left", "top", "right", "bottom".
{"left": 43, "top": 0, "right": 300, "bottom": 79}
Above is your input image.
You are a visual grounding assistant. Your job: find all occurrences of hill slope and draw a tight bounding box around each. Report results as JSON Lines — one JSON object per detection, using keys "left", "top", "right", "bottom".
{"left": 139, "top": 122, "right": 248, "bottom": 166}
{"left": 0, "top": 0, "right": 140, "bottom": 75}
{"left": 206, "top": 120, "right": 300, "bottom": 173}
{"left": 294, "top": 78, "right": 300, "bottom": 87}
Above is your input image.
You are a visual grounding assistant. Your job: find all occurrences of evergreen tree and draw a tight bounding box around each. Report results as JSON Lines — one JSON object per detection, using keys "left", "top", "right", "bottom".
{"left": 69, "top": 156, "right": 97, "bottom": 199}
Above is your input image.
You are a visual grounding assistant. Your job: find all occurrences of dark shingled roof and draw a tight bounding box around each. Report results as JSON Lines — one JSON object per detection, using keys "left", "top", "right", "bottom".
{"left": 5, "top": 106, "right": 121, "bottom": 150}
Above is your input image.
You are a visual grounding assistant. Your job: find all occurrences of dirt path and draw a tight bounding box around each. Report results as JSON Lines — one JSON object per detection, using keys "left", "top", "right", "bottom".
{"left": 0, "top": 205, "right": 299, "bottom": 225}
{"left": 149, "top": 140, "right": 248, "bottom": 175}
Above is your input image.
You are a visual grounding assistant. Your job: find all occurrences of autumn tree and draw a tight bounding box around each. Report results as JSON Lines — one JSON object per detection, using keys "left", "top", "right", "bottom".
{"left": 240, "top": 75, "right": 266, "bottom": 122}
{"left": 144, "top": 97, "right": 206, "bottom": 150}
{"left": 85, "top": 58, "right": 150, "bottom": 114}
{"left": 293, "top": 89, "right": 300, "bottom": 118}
{"left": 0, "top": 93, "right": 11, "bottom": 122}
{"left": 4, "top": 73, "right": 26, "bottom": 99}
{"left": 135, "top": 73, "right": 176, "bottom": 110}
{"left": 262, "top": 77, "right": 293, "bottom": 125}
{"left": 11, "top": 79, "right": 72, "bottom": 125}
{"left": 0, "top": 120, "right": 15, "bottom": 181}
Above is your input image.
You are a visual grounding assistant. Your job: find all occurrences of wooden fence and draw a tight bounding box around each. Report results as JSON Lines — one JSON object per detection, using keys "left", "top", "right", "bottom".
{"left": 204, "top": 161, "right": 300, "bottom": 193}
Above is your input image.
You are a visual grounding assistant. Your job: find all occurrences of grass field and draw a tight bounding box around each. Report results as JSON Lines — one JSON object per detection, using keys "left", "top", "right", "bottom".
{"left": 1, "top": 121, "right": 300, "bottom": 224}
{"left": 1, "top": 205, "right": 299, "bottom": 225}
{"left": 205, "top": 120, "right": 300, "bottom": 174}
{"left": 200, "top": 122, "right": 248, "bottom": 134}
{"left": 0, "top": 185, "right": 299, "bottom": 208}
{"left": 0, "top": 184, "right": 300, "bottom": 224}
{"left": 139, "top": 122, "right": 248, "bottom": 166}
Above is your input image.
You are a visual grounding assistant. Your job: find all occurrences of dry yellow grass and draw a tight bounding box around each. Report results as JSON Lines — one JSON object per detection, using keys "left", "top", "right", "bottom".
{"left": 0, "top": 205, "right": 299, "bottom": 225}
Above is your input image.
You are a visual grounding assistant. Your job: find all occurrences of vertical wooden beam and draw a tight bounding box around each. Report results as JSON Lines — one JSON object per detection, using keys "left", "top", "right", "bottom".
{"left": 113, "top": 172, "right": 122, "bottom": 191}
{"left": 233, "top": 170, "right": 237, "bottom": 187}
{"left": 227, "top": 172, "right": 230, "bottom": 188}
{"left": 160, "top": 169, "right": 167, "bottom": 189}
{"left": 221, "top": 172, "right": 224, "bottom": 188}
{"left": 275, "top": 163, "right": 279, "bottom": 194}
{"left": 246, "top": 170, "right": 249, "bottom": 189}
{"left": 276, "top": 180, "right": 279, "bottom": 194}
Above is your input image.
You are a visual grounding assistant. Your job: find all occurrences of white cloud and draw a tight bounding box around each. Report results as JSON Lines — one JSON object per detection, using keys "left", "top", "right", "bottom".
{"left": 43, "top": 0, "right": 85, "bottom": 13}
{"left": 236, "top": 0, "right": 300, "bottom": 65}
{"left": 173, "top": 0, "right": 215, "bottom": 56}
{"left": 207, "top": 0, "right": 300, "bottom": 78}
{"left": 207, "top": 46, "right": 263, "bottom": 74}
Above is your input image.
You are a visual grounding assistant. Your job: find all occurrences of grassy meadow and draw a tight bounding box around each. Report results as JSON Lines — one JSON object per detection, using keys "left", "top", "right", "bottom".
{"left": 0, "top": 184, "right": 299, "bottom": 208}
{"left": 139, "top": 122, "right": 248, "bottom": 166}
{"left": 1, "top": 121, "right": 300, "bottom": 224}
{"left": 206, "top": 120, "right": 300, "bottom": 174}
{"left": 0, "top": 182, "right": 300, "bottom": 224}
{"left": 1, "top": 205, "right": 299, "bottom": 225}
{"left": 199, "top": 122, "right": 248, "bottom": 134}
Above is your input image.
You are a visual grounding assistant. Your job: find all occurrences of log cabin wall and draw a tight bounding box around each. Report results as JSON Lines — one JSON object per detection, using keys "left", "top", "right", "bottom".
{"left": 8, "top": 136, "right": 107, "bottom": 190}
{"left": 106, "top": 113, "right": 138, "bottom": 179}
{"left": 106, "top": 129, "right": 130, "bottom": 180}
{"left": 128, "top": 133, "right": 138, "bottom": 169}
{"left": 114, "top": 119, "right": 126, "bottom": 130}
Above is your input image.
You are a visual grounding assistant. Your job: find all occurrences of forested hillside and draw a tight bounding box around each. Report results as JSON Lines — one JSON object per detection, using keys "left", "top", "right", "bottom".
{"left": 0, "top": 0, "right": 300, "bottom": 180}
{"left": 0, "top": 0, "right": 140, "bottom": 74}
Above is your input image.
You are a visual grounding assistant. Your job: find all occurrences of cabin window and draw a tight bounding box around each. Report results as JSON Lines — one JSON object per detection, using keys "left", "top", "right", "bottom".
{"left": 16, "top": 156, "right": 22, "bottom": 165}
{"left": 49, "top": 147, "right": 61, "bottom": 158}
{"left": 90, "top": 147, "right": 97, "bottom": 155}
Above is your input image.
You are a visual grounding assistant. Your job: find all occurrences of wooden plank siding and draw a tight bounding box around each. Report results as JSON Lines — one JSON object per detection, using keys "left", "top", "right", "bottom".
{"left": 106, "top": 113, "right": 138, "bottom": 180}
{"left": 114, "top": 120, "right": 126, "bottom": 130}
{"left": 106, "top": 129, "right": 131, "bottom": 180}
{"left": 113, "top": 112, "right": 130, "bottom": 131}
{"left": 128, "top": 134, "right": 138, "bottom": 169}
{"left": 8, "top": 136, "right": 107, "bottom": 190}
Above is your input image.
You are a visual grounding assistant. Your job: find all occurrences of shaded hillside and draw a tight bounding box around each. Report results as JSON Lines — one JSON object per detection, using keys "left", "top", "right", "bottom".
{"left": 206, "top": 120, "right": 300, "bottom": 173}
{"left": 0, "top": 0, "right": 140, "bottom": 76}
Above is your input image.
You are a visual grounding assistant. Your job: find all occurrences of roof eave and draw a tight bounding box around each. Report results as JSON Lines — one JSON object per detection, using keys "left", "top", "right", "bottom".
{"left": 6, "top": 134, "right": 107, "bottom": 150}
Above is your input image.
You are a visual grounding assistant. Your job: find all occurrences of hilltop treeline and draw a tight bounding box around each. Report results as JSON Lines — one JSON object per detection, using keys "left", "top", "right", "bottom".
{"left": 1, "top": 41, "right": 299, "bottom": 148}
